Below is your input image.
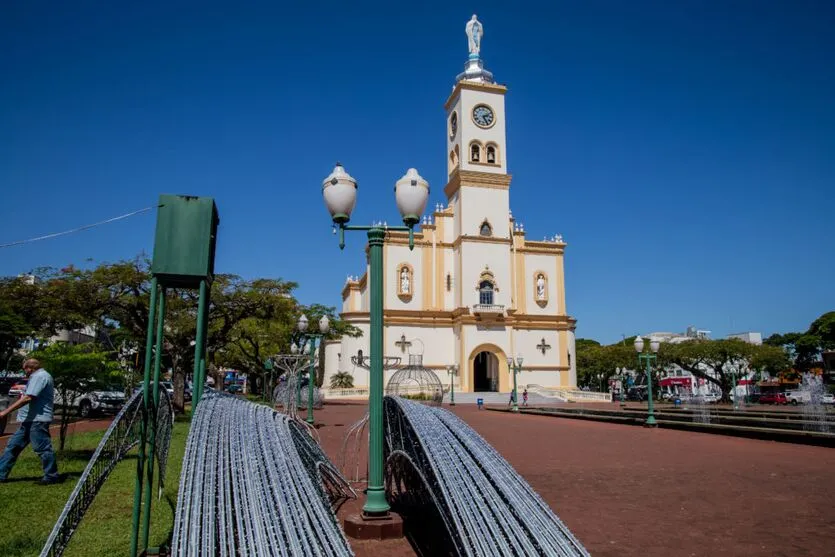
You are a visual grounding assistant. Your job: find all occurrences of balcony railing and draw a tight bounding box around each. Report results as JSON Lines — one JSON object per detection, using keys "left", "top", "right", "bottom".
{"left": 472, "top": 303, "right": 505, "bottom": 314}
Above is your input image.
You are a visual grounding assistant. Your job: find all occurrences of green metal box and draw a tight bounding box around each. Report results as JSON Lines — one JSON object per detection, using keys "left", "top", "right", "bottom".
{"left": 151, "top": 195, "right": 219, "bottom": 287}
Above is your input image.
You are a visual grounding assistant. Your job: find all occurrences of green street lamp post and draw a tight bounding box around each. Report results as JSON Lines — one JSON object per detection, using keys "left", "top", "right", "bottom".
{"left": 617, "top": 368, "right": 627, "bottom": 407}
{"left": 264, "top": 358, "right": 274, "bottom": 403}
{"left": 634, "top": 336, "right": 660, "bottom": 427}
{"left": 506, "top": 355, "right": 523, "bottom": 413}
{"left": 446, "top": 364, "right": 458, "bottom": 406}
{"left": 295, "top": 313, "right": 331, "bottom": 425}
{"left": 290, "top": 342, "right": 303, "bottom": 408}
{"left": 322, "top": 163, "right": 429, "bottom": 517}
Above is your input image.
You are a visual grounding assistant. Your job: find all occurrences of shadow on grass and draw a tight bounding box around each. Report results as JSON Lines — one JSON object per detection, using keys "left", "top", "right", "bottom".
{"left": 1, "top": 471, "right": 80, "bottom": 484}
{"left": 57, "top": 449, "right": 96, "bottom": 461}
{"left": 0, "top": 531, "right": 43, "bottom": 557}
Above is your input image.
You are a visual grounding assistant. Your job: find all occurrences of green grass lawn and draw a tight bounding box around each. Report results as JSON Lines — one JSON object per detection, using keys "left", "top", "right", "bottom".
{"left": 0, "top": 416, "right": 189, "bottom": 556}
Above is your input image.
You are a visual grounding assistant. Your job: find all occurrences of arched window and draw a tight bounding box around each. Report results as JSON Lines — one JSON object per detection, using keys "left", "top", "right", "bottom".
{"left": 486, "top": 145, "right": 496, "bottom": 164}
{"left": 470, "top": 143, "right": 481, "bottom": 162}
{"left": 479, "top": 280, "right": 494, "bottom": 305}
{"left": 479, "top": 220, "right": 492, "bottom": 236}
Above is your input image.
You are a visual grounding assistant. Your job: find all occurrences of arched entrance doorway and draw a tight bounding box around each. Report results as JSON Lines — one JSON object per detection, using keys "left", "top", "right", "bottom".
{"left": 473, "top": 351, "right": 499, "bottom": 392}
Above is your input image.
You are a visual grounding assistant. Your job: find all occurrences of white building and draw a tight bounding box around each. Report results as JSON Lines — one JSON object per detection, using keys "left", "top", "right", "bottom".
{"left": 323, "top": 16, "right": 577, "bottom": 394}
{"left": 726, "top": 331, "right": 763, "bottom": 345}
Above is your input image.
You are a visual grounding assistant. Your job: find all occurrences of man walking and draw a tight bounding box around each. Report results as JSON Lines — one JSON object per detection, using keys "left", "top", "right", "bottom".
{"left": 0, "top": 359, "right": 60, "bottom": 484}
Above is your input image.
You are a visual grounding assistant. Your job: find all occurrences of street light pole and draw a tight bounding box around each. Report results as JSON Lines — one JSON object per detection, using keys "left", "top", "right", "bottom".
{"left": 446, "top": 364, "right": 458, "bottom": 406}
{"left": 506, "top": 356, "right": 523, "bottom": 413}
{"left": 617, "top": 369, "right": 627, "bottom": 407}
{"left": 322, "top": 163, "right": 428, "bottom": 518}
{"left": 295, "top": 314, "right": 331, "bottom": 425}
{"left": 634, "top": 336, "right": 659, "bottom": 427}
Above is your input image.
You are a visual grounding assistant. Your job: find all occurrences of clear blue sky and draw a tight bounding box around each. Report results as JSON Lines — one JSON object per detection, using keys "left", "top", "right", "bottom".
{"left": 1, "top": 1, "right": 833, "bottom": 344}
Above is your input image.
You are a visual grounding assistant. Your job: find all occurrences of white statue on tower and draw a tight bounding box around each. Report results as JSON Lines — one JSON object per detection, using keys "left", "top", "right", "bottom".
{"left": 536, "top": 274, "right": 546, "bottom": 300}
{"left": 466, "top": 14, "right": 483, "bottom": 56}
{"left": 400, "top": 267, "right": 411, "bottom": 294}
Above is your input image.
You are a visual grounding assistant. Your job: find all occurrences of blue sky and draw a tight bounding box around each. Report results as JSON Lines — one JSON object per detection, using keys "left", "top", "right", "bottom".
{"left": 1, "top": 1, "right": 833, "bottom": 344}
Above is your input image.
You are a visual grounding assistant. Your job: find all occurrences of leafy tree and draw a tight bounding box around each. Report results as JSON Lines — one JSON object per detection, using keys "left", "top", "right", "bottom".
{"left": 33, "top": 343, "right": 121, "bottom": 450}
{"left": 329, "top": 371, "right": 354, "bottom": 389}
{"left": 0, "top": 276, "right": 47, "bottom": 364}
{"left": 576, "top": 341, "right": 635, "bottom": 389}
{"left": 665, "top": 339, "right": 758, "bottom": 401}
{"left": 749, "top": 344, "right": 791, "bottom": 378}
{"left": 808, "top": 311, "right": 835, "bottom": 350}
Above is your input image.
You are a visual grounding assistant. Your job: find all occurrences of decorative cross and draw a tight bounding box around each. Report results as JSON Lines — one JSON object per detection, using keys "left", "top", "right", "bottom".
{"left": 395, "top": 334, "right": 412, "bottom": 353}
{"left": 536, "top": 338, "right": 552, "bottom": 355}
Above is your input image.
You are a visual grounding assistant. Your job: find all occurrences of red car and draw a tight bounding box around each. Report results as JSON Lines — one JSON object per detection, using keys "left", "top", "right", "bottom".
{"left": 758, "top": 393, "right": 787, "bottom": 405}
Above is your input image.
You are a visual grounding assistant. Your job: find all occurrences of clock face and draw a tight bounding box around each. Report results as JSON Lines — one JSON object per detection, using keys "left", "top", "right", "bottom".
{"left": 472, "top": 104, "right": 494, "bottom": 128}
{"left": 449, "top": 111, "right": 458, "bottom": 138}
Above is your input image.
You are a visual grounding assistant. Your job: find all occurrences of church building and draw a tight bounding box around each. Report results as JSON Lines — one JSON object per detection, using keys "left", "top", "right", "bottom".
{"left": 323, "top": 16, "right": 577, "bottom": 394}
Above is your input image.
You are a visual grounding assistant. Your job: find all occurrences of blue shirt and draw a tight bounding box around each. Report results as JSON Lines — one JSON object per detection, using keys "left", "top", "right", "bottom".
{"left": 17, "top": 368, "right": 54, "bottom": 423}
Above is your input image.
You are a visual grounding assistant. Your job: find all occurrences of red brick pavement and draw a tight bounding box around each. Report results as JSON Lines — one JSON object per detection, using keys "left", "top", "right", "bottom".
{"left": 314, "top": 402, "right": 835, "bottom": 557}
{"left": 7, "top": 401, "right": 832, "bottom": 556}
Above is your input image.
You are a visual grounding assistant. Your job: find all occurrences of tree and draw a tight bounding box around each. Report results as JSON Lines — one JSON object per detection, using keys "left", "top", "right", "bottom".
{"left": 33, "top": 343, "right": 121, "bottom": 450}
{"left": 330, "top": 371, "right": 354, "bottom": 389}
{"left": 665, "top": 339, "right": 760, "bottom": 401}
{"left": 808, "top": 311, "right": 835, "bottom": 350}
{"left": 5, "top": 255, "right": 362, "bottom": 412}
{"left": 749, "top": 344, "right": 791, "bottom": 378}
{"left": 576, "top": 341, "right": 635, "bottom": 389}
{"left": 765, "top": 311, "right": 835, "bottom": 371}
{"left": 0, "top": 276, "right": 47, "bottom": 365}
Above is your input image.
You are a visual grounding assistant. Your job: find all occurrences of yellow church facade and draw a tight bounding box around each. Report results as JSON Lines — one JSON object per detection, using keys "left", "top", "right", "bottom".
{"left": 323, "top": 20, "right": 577, "bottom": 394}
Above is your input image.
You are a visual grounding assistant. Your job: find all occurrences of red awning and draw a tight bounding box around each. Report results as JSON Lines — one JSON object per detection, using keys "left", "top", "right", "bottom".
{"left": 660, "top": 377, "right": 692, "bottom": 387}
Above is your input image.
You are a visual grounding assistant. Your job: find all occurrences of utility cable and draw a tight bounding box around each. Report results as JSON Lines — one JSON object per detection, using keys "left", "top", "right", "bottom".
{"left": 0, "top": 205, "right": 158, "bottom": 249}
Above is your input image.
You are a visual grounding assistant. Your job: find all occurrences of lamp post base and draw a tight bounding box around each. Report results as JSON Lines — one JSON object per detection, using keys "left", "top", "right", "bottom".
{"left": 644, "top": 418, "right": 658, "bottom": 428}
{"left": 343, "top": 512, "right": 403, "bottom": 540}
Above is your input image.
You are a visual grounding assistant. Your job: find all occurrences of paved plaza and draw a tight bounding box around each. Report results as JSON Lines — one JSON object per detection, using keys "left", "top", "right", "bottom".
{"left": 317, "top": 402, "right": 835, "bottom": 557}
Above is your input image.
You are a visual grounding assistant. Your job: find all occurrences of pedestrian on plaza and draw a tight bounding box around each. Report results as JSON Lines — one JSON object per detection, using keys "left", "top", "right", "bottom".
{"left": 522, "top": 388, "right": 529, "bottom": 407}
{"left": 508, "top": 391, "right": 515, "bottom": 407}
{"left": 0, "top": 359, "right": 60, "bottom": 484}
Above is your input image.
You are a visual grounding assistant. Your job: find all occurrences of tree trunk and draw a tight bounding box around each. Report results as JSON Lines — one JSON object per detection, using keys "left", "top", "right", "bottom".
{"left": 172, "top": 368, "right": 186, "bottom": 413}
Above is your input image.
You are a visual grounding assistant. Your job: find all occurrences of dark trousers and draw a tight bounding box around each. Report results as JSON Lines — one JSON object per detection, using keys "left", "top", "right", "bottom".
{"left": 0, "top": 421, "right": 59, "bottom": 481}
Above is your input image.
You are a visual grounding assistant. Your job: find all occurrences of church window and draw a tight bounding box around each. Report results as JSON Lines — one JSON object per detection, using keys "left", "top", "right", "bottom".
{"left": 479, "top": 220, "right": 492, "bottom": 236}
{"left": 479, "top": 281, "right": 494, "bottom": 305}
{"left": 470, "top": 142, "right": 481, "bottom": 162}
{"left": 486, "top": 144, "right": 497, "bottom": 164}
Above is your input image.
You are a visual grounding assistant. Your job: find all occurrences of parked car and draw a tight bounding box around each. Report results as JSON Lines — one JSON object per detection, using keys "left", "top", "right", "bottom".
{"left": 57, "top": 382, "right": 127, "bottom": 418}
{"left": 702, "top": 393, "right": 721, "bottom": 404}
{"left": 758, "top": 393, "right": 788, "bottom": 405}
{"left": 8, "top": 380, "right": 28, "bottom": 397}
{"left": 822, "top": 394, "right": 835, "bottom": 405}
{"left": 785, "top": 391, "right": 811, "bottom": 405}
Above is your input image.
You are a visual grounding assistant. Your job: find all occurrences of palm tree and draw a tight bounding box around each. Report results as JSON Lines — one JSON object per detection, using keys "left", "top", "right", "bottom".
{"left": 329, "top": 372, "right": 354, "bottom": 389}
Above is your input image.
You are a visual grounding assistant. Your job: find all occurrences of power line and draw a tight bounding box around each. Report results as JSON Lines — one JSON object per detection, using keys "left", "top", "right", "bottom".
{"left": 0, "top": 205, "right": 158, "bottom": 249}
